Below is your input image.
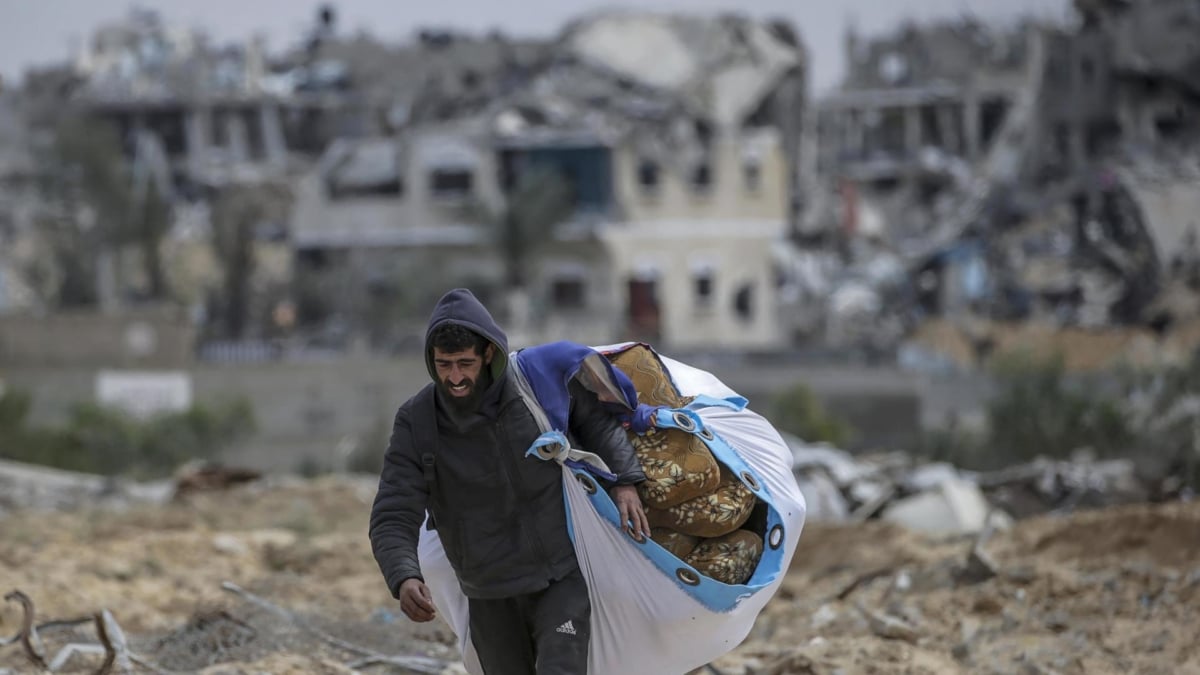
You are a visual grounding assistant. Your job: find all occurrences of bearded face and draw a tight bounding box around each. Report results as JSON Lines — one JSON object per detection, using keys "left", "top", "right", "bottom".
{"left": 432, "top": 344, "right": 494, "bottom": 411}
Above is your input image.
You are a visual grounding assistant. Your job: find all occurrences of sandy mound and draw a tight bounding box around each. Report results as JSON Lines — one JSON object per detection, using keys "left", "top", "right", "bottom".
{"left": 3, "top": 476, "right": 1199, "bottom": 674}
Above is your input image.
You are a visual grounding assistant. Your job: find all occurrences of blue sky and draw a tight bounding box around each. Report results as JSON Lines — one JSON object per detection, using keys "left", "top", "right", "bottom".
{"left": 0, "top": 0, "right": 1071, "bottom": 93}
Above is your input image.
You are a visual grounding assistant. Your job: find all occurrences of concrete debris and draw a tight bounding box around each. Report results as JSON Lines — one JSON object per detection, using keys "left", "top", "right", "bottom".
{"left": 562, "top": 12, "right": 802, "bottom": 129}
{"left": 882, "top": 478, "right": 994, "bottom": 535}
{"left": 978, "top": 456, "right": 1152, "bottom": 519}
{"left": 847, "top": 480, "right": 891, "bottom": 507}
{"left": 849, "top": 483, "right": 896, "bottom": 523}
{"left": 793, "top": 471, "right": 850, "bottom": 523}
{"left": 902, "top": 462, "right": 964, "bottom": 493}
{"left": 3, "top": 1, "right": 1192, "bottom": 361}
{"left": 786, "top": 431, "right": 1165, "bottom": 529}
{"left": 786, "top": 437, "right": 881, "bottom": 486}
{"left": 801, "top": 0, "right": 1200, "bottom": 361}
{"left": 0, "top": 458, "right": 173, "bottom": 516}
{"left": 211, "top": 534, "right": 249, "bottom": 556}
{"left": 960, "top": 543, "right": 1002, "bottom": 585}
{"left": 855, "top": 602, "right": 921, "bottom": 644}
{"left": 4, "top": 471, "right": 1199, "bottom": 673}
{"left": 809, "top": 604, "right": 839, "bottom": 629}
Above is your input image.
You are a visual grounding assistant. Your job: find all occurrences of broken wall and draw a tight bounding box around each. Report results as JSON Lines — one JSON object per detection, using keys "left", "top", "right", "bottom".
{"left": 615, "top": 132, "right": 790, "bottom": 224}
{"left": 1121, "top": 170, "right": 1200, "bottom": 273}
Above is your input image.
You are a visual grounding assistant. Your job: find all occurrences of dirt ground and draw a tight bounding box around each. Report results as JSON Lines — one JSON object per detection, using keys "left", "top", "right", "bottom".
{"left": 2, "top": 476, "right": 1199, "bottom": 674}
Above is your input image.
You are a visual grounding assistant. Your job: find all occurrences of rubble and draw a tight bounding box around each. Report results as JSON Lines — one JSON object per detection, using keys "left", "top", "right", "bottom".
{"left": 856, "top": 602, "right": 921, "bottom": 644}
{"left": 3, "top": 2, "right": 1197, "bottom": 358}
{"left": 785, "top": 431, "right": 1171, "bottom": 532}
{"left": 801, "top": 0, "right": 1200, "bottom": 361}
{"left": 0, "top": 458, "right": 173, "bottom": 515}
{"left": 173, "top": 462, "right": 263, "bottom": 499}
{"left": 881, "top": 477, "right": 996, "bottom": 535}
{"left": 959, "top": 543, "right": 1002, "bottom": 585}
{"left": 978, "top": 456, "right": 1152, "bottom": 519}
{"left": 791, "top": 471, "right": 849, "bottom": 522}
{"left": 3, "top": 472, "right": 1200, "bottom": 673}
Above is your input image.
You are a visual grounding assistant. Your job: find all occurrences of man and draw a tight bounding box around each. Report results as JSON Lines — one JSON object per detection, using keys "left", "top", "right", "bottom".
{"left": 370, "top": 288, "right": 650, "bottom": 674}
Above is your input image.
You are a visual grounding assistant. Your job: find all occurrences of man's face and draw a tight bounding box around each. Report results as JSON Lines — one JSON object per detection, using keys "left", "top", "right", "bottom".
{"left": 433, "top": 344, "right": 494, "bottom": 404}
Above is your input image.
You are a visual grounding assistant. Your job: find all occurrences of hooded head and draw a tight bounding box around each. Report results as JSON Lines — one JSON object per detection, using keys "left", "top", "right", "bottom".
{"left": 425, "top": 289, "right": 509, "bottom": 411}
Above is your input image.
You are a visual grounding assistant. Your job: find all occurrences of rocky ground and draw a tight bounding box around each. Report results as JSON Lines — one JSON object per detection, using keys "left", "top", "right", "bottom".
{"left": 2, "top": 475, "right": 1198, "bottom": 674}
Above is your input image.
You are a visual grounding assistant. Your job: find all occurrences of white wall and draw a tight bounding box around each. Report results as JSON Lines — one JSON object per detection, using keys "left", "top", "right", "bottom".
{"left": 290, "top": 122, "right": 503, "bottom": 247}
{"left": 600, "top": 219, "right": 788, "bottom": 350}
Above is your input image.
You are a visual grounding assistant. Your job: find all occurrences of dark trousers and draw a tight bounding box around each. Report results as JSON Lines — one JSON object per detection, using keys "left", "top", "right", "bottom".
{"left": 467, "top": 567, "right": 591, "bottom": 675}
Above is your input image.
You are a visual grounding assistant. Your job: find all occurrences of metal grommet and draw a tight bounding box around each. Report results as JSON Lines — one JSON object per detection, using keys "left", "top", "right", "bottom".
{"left": 576, "top": 473, "right": 597, "bottom": 495}
{"left": 768, "top": 524, "right": 784, "bottom": 550}
{"left": 538, "top": 443, "right": 561, "bottom": 460}
{"left": 671, "top": 411, "right": 696, "bottom": 432}
{"left": 739, "top": 470, "right": 761, "bottom": 492}
{"left": 676, "top": 568, "right": 700, "bottom": 586}
{"left": 699, "top": 428, "right": 714, "bottom": 441}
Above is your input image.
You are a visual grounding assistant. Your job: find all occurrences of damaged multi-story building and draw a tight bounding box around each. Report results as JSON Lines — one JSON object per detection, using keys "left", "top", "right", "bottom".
{"left": 293, "top": 11, "right": 809, "bottom": 351}
{"left": 4, "top": 9, "right": 306, "bottom": 334}
{"left": 7, "top": 7, "right": 552, "bottom": 345}
{"left": 811, "top": 0, "right": 1200, "bottom": 351}
{"left": 6, "top": 7, "right": 809, "bottom": 354}
{"left": 817, "top": 19, "right": 1032, "bottom": 203}
{"left": 0, "top": 89, "right": 39, "bottom": 313}
{"left": 505, "top": 12, "right": 806, "bottom": 350}
{"left": 287, "top": 25, "right": 552, "bottom": 349}
{"left": 1041, "top": 0, "right": 1200, "bottom": 330}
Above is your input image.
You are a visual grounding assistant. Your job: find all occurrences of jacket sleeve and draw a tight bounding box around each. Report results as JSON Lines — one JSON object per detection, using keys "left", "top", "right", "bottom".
{"left": 368, "top": 402, "right": 429, "bottom": 598}
{"left": 567, "top": 378, "right": 646, "bottom": 485}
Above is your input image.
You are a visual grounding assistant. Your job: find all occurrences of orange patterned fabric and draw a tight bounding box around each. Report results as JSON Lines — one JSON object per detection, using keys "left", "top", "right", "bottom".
{"left": 650, "top": 527, "right": 701, "bottom": 560}
{"left": 627, "top": 427, "right": 721, "bottom": 508}
{"left": 607, "top": 346, "right": 721, "bottom": 509}
{"left": 645, "top": 467, "right": 756, "bottom": 538}
{"left": 685, "top": 530, "right": 763, "bottom": 585}
{"left": 607, "top": 344, "right": 685, "bottom": 407}
{"left": 605, "top": 344, "right": 763, "bottom": 583}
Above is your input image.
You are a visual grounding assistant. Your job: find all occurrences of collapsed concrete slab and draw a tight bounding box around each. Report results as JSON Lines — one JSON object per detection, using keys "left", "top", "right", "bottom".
{"left": 882, "top": 477, "right": 998, "bottom": 535}
{"left": 794, "top": 471, "right": 850, "bottom": 523}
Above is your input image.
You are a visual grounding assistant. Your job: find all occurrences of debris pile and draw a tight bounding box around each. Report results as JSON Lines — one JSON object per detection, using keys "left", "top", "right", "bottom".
{"left": 3, "top": 473, "right": 1197, "bottom": 674}
{"left": 787, "top": 437, "right": 1170, "bottom": 532}
{"left": 808, "top": 1, "right": 1200, "bottom": 365}
{"left": 0, "top": 458, "right": 173, "bottom": 516}
{"left": 713, "top": 499, "right": 1200, "bottom": 674}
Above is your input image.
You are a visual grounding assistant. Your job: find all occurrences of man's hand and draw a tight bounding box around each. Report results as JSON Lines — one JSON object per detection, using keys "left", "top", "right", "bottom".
{"left": 611, "top": 484, "right": 651, "bottom": 541}
{"left": 398, "top": 578, "right": 437, "bottom": 622}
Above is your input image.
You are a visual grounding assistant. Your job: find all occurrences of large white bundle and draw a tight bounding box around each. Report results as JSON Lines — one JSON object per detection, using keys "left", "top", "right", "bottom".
{"left": 418, "top": 345, "right": 806, "bottom": 673}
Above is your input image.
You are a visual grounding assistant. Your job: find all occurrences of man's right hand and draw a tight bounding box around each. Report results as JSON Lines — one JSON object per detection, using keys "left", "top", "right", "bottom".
{"left": 399, "top": 578, "right": 437, "bottom": 622}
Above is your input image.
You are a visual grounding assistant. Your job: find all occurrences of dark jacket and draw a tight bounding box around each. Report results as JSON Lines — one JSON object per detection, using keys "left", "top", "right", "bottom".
{"left": 369, "top": 288, "right": 645, "bottom": 600}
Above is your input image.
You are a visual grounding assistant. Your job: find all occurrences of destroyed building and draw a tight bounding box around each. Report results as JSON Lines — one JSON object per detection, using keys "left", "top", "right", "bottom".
{"left": 520, "top": 11, "right": 808, "bottom": 350}
{"left": 810, "top": 3, "right": 1200, "bottom": 362}
{"left": 292, "top": 11, "right": 809, "bottom": 352}
{"left": 2, "top": 8, "right": 555, "bottom": 345}
{"left": 286, "top": 29, "right": 556, "bottom": 350}
{"left": 289, "top": 119, "right": 508, "bottom": 349}
{"left": 817, "top": 18, "right": 1032, "bottom": 197}
{"left": 0, "top": 90, "right": 40, "bottom": 313}
{"left": 1, "top": 9, "right": 304, "bottom": 333}
{"left": 1054, "top": 0, "right": 1200, "bottom": 325}
{"left": 68, "top": 8, "right": 550, "bottom": 190}
{"left": 5, "top": 7, "right": 810, "bottom": 354}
